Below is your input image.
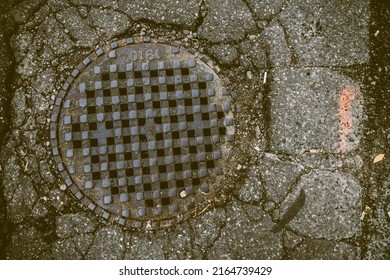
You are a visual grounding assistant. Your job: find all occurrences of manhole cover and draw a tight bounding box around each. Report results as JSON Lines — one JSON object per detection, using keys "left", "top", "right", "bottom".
{"left": 50, "top": 37, "right": 234, "bottom": 229}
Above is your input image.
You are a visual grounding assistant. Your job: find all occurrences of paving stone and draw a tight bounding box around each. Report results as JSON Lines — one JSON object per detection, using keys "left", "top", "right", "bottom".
{"left": 3, "top": 165, "right": 37, "bottom": 223}
{"left": 270, "top": 68, "right": 363, "bottom": 154}
{"left": 365, "top": 175, "right": 390, "bottom": 260}
{"left": 281, "top": 171, "right": 362, "bottom": 240}
{"left": 72, "top": 233, "right": 95, "bottom": 256}
{"left": 89, "top": 8, "right": 131, "bottom": 41}
{"left": 210, "top": 44, "right": 238, "bottom": 65}
{"left": 52, "top": 239, "right": 82, "bottom": 260}
{"left": 191, "top": 208, "right": 226, "bottom": 249}
{"left": 287, "top": 239, "right": 361, "bottom": 259}
{"left": 246, "top": 0, "right": 285, "bottom": 20}
{"left": 238, "top": 39, "right": 266, "bottom": 69}
{"left": 48, "top": 0, "right": 71, "bottom": 9}
{"left": 263, "top": 19, "right": 292, "bottom": 68}
{"left": 49, "top": 188, "right": 70, "bottom": 211}
{"left": 260, "top": 153, "right": 304, "bottom": 204}
{"left": 32, "top": 198, "right": 49, "bottom": 219}
{"left": 199, "top": 0, "right": 257, "bottom": 43}
{"left": 118, "top": 0, "right": 202, "bottom": 28}
{"left": 283, "top": 230, "right": 303, "bottom": 250}
{"left": 10, "top": 0, "right": 46, "bottom": 24}
{"left": 55, "top": 7, "right": 98, "bottom": 48}
{"left": 85, "top": 226, "right": 125, "bottom": 259}
{"left": 207, "top": 202, "right": 282, "bottom": 259}
{"left": 238, "top": 166, "right": 263, "bottom": 203}
{"left": 56, "top": 213, "right": 97, "bottom": 239}
{"left": 125, "top": 232, "right": 166, "bottom": 260}
{"left": 39, "top": 17, "right": 74, "bottom": 57}
{"left": 6, "top": 226, "right": 50, "bottom": 259}
{"left": 279, "top": 0, "right": 370, "bottom": 66}
{"left": 165, "top": 223, "right": 193, "bottom": 259}
{"left": 69, "top": 0, "right": 117, "bottom": 7}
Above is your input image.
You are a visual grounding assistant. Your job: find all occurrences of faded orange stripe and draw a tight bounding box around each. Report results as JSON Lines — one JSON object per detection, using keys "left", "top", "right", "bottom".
{"left": 338, "top": 87, "right": 355, "bottom": 152}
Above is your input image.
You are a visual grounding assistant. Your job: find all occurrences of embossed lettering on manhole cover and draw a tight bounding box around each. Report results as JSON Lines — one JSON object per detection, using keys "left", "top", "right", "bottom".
{"left": 50, "top": 38, "right": 234, "bottom": 229}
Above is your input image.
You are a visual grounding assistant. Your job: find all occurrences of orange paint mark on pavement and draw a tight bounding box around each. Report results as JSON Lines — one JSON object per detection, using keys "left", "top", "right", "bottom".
{"left": 338, "top": 87, "right": 355, "bottom": 152}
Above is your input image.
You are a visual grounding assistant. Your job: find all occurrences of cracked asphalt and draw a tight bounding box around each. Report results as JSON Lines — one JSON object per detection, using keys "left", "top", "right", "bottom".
{"left": 0, "top": 0, "right": 389, "bottom": 260}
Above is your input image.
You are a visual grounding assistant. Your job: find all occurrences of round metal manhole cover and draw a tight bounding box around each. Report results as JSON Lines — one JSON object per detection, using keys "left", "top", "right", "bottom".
{"left": 50, "top": 38, "right": 235, "bottom": 229}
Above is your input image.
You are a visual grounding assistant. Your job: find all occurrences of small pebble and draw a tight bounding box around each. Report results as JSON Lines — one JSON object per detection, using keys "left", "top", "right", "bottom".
{"left": 60, "top": 184, "right": 67, "bottom": 191}
{"left": 237, "top": 164, "right": 242, "bottom": 170}
{"left": 180, "top": 190, "right": 187, "bottom": 198}
{"left": 246, "top": 71, "right": 253, "bottom": 80}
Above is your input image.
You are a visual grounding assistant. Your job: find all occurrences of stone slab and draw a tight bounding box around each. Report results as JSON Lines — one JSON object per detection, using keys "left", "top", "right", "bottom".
{"left": 279, "top": 0, "right": 370, "bottom": 66}
{"left": 270, "top": 68, "right": 363, "bottom": 154}
{"left": 281, "top": 171, "right": 362, "bottom": 240}
{"left": 207, "top": 201, "right": 282, "bottom": 259}
{"left": 287, "top": 239, "right": 361, "bottom": 259}
{"left": 199, "top": 0, "right": 257, "bottom": 42}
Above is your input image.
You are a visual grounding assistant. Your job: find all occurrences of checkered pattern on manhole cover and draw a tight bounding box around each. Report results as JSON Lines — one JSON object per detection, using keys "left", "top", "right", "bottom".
{"left": 50, "top": 38, "right": 234, "bottom": 229}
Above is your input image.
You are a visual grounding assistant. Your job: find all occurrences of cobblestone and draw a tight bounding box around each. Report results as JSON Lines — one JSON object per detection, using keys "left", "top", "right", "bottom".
{"left": 286, "top": 239, "right": 361, "bottom": 259}
{"left": 85, "top": 227, "right": 125, "bottom": 260}
{"left": 270, "top": 68, "right": 363, "bottom": 154}
{"left": 125, "top": 232, "right": 166, "bottom": 260}
{"left": 56, "top": 7, "right": 99, "bottom": 48}
{"left": 246, "top": 0, "right": 285, "bottom": 20}
{"left": 191, "top": 208, "right": 226, "bottom": 250}
{"left": 52, "top": 239, "right": 82, "bottom": 260}
{"left": 260, "top": 153, "right": 304, "bottom": 204}
{"left": 237, "top": 166, "right": 263, "bottom": 203}
{"left": 263, "top": 19, "right": 292, "bottom": 68}
{"left": 165, "top": 223, "right": 193, "bottom": 259}
{"left": 199, "top": 0, "right": 257, "bottom": 43}
{"left": 88, "top": 8, "right": 131, "bottom": 42}
{"left": 281, "top": 171, "right": 362, "bottom": 240}
{"left": 118, "top": 0, "right": 202, "bottom": 28}
{"left": 279, "top": 0, "right": 370, "bottom": 66}
{"left": 206, "top": 201, "right": 282, "bottom": 259}
{"left": 7, "top": 226, "right": 50, "bottom": 260}
{"left": 210, "top": 44, "right": 238, "bottom": 65}
{"left": 56, "top": 214, "right": 97, "bottom": 239}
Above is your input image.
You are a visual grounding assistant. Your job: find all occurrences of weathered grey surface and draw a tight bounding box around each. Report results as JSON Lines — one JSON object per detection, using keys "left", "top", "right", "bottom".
{"left": 206, "top": 202, "right": 283, "bottom": 259}
{"left": 0, "top": 0, "right": 386, "bottom": 261}
{"left": 263, "top": 19, "right": 292, "bottom": 68}
{"left": 85, "top": 227, "right": 125, "bottom": 260}
{"left": 286, "top": 239, "right": 361, "bottom": 260}
{"left": 260, "top": 153, "right": 304, "bottom": 204}
{"left": 210, "top": 44, "right": 238, "bottom": 65}
{"left": 281, "top": 171, "right": 362, "bottom": 240}
{"left": 7, "top": 226, "right": 51, "bottom": 260}
{"left": 237, "top": 166, "right": 263, "bottom": 203}
{"left": 198, "top": 0, "right": 257, "bottom": 42}
{"left": 118, "top": 0, "right": 203, "bottom": 28}
{"left": 246, "top": 0, "right": 285, "bottom": 20}
{"left": 279, "top": 0, "right": 370, "bottom": 66}
{"left": 270, "top": 68, "right": 363, "bottom": 154}
{"left": 125, "top": 232, "right": 166, "bottom": 260}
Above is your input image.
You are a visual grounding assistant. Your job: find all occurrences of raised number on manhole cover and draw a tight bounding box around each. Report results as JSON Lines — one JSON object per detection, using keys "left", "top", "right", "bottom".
{"left": 50, "top": 38, "right": 234, "bottom": 229}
